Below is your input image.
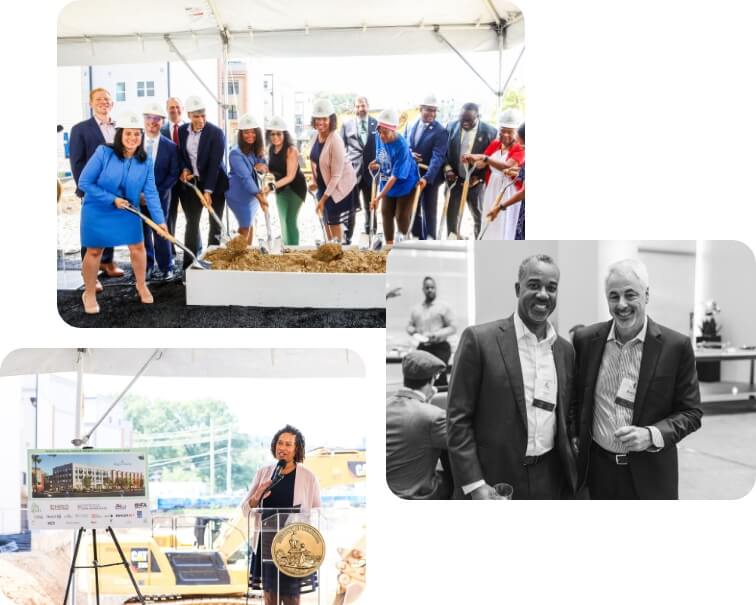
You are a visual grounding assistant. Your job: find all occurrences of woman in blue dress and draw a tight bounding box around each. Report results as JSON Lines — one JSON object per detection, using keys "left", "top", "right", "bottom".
{"left": 78, "top": 112, "right": 167, "bottom": 314}
{"left": 226, "top": 114, "right": 269, "bottom": 244}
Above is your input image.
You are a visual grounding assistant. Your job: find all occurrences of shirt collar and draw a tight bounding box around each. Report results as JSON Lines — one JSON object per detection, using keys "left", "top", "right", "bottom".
{"left": 607, "top": 315, "right": 648, "bottom": 344}
{"left": 396, "top": 387, "right": 427, "bottom": 402}
{"left": 513, "top": 312, "right": 557, "bottom": 345}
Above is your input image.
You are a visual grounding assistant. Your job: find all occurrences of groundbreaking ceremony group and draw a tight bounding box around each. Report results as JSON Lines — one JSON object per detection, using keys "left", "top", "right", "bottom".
{"left": 65, "top": 87, "right": 526, "bottom": 315}
{"left": 386, "top": 255, "right": 703, "bottom": 500}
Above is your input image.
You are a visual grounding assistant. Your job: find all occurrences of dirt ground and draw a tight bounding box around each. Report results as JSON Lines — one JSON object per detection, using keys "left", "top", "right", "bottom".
{"left": 0, "top": 544, "right": 83, "bottom": 605}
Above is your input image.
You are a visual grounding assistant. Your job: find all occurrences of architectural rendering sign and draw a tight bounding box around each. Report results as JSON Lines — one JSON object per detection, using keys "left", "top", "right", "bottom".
{"left": 27, "top": 449, "right": 150, "bottom": 530}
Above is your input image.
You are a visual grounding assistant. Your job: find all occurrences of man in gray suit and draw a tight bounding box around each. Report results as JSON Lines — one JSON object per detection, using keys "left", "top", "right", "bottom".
{"left": 447, "top": 254, "right": 578, "bottom": 499}
{"left": 340, "top": 96, "right": 378, "bottom": 240}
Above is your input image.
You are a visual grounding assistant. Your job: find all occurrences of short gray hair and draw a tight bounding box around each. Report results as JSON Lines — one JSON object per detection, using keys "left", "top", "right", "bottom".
{"left": 166, "top": 97, "right": 183, "bottom": 108}
{"left": 517, "top": 254, "right": 558, "bottom": 282}
{"left": 605, "top": 259, "right": 649, "bottom": 290}
{"left": 356, "top": 96, "right": 369, "bottom": 106}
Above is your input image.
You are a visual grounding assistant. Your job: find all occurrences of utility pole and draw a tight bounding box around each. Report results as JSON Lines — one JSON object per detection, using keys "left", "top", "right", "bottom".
{"left": 209, "top": 417, "right": 215, "bottom": 496}
{"left": 226, "top": 428, "right": 232, "bottom": 495}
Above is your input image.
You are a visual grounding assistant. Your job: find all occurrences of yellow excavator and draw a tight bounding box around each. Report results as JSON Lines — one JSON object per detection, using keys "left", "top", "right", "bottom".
{"left": 82, "top": 448, "right": 366, "bottom": 604}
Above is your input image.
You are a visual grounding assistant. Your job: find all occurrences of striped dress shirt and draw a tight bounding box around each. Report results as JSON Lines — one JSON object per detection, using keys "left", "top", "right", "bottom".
{"left": 592, "top": 317, "right": 663, "bottom": 453}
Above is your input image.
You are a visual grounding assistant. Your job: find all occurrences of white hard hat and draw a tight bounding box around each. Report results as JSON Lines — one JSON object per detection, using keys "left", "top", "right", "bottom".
{"left": 311, "top": 98, "right": 335, "bottom": 118}
{"left": 419, "top": 94, "right": 439, "bottom": 108}
{"left": 376, "top": 108, "right": 399, "bottom": 131}
{"left": 266, "top": 115, "right": 289, "bottom": 132}
{"left": 238, "top": 114, "right": 259, "bottom": 130}
{"left": 185, "top": 95, "right": 206, "bottom": 113}
{"left": 142, "top": 101, "right": 166, "bottom": 118}
{"left": 116, "top": 112, "right": 143, "bottom": 129}
{"left": 497, "top": 108, "right": 523, "bottom": 129}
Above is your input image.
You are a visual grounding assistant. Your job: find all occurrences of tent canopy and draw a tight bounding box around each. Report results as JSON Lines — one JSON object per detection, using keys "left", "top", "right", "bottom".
{"left": 0, "top": 348, "right": 364, "bottom": 378}
{"left": 57, "top": 0, "right": 524, "bottom": 65}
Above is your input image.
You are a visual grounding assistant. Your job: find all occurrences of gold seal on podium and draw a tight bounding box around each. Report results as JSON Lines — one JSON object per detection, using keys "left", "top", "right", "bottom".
{"left": 271, "top": 522, "right": 326, "bottom": 578}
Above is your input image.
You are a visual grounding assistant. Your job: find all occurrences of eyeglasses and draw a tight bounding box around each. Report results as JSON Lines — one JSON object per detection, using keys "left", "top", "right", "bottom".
{"left": 144, "top": 115, "right": 162, "bottom": 122}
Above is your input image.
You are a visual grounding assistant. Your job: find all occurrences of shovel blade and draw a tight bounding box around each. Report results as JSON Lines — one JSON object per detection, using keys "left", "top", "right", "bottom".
{"left": 271, "top": 236, "right": 283, "bottom": 255}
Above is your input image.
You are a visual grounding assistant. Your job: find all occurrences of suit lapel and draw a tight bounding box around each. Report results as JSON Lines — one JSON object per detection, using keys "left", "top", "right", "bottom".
{"left": 585, "top": 322, "right": 611, "bottom": 418}
{"left": 89, "top": 117, "right": 106, "bottom": 145}
{"left": 496, "top": 316, "right": 527, "bottom": 434}
{"left": 553, "top": 339, "right": 567, "bottom": 425}
{"left": 633, "top": 318, "right": 662, "bottom": 424}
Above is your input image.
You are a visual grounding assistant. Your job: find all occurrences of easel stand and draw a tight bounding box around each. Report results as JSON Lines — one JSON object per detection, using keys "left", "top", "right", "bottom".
{"left": 63, "top": 526, "right": 146, "bottom": 605}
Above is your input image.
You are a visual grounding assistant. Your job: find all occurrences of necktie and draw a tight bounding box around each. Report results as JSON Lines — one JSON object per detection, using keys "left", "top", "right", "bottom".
{"left": 172, "top": 123, "right": 179, "bottom": 145}
{"left": 359, "top": 120, "right": 367, "bottom": 146}
{"left": 414, "top": 122, "right": 425, "bottom": 147}
{"left": 458, "top": 128, "right": 472, "bottom": 175}
{"left": 146, "top": 137, "right": 155, "bottom": 161}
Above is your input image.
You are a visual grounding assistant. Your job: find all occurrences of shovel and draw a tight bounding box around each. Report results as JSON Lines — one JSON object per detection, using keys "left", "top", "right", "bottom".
{"left": 186, "top": 179, "right": 232, "bottom": 245}
{"left": 454, "top": 162, "right": 473, "bottom": 239}
{"left": 123, "top": 205, "right": 211, "bottom": 270}
{"left": 405, "top": 163, "right": 428, "bottom": 241}
{"left": 263, "top": 207, "right": 283, "bottom": 255}
{"left": 438, "top": 180, "right": 457, "bottom": 240}
{"left": 478, "top": 181, "right": 517, "bottom": 240}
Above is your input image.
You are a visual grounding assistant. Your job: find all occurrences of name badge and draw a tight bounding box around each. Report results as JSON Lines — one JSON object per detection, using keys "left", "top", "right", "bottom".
{"left": 614, "top": 377, "right": 637, "bottom": 410}
{"left": 533, "top": 376, "right": 557, "bottom": 413}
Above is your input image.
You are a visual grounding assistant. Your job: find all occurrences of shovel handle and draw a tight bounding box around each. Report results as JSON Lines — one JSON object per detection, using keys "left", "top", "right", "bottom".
{"left": 124, "top": 206, "right": 174, "bottom": 242}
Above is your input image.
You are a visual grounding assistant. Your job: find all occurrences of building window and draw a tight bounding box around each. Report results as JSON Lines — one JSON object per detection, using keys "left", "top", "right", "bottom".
{"left": 137, "top": 81, "right": 155, "bottom": 98}
{"left": 228, "top": 105, "right": 238, "bottom": 120}
{"left": 116, "top": 82, "right": 126, "bottom": 102}
{"left": 227, "top": 81, "right": 240, "bottom": 96}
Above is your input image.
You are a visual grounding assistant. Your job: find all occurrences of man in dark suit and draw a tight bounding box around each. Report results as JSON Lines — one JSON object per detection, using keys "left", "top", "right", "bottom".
{"left": 340, "top": 96, "right": 378, "bottom": 240}
{"left": 446, "top": 254, "right": 578, "bottom": 499}
{"left": 406, "top": 95, "right": 449, "bottom": 240}
{"left": 177, "top": 95, "right": 229, "bottom": 269}
{"left": 69, "top": 87, "right": 123, "bottom": 285}
{"left": 160, "top": 97, "right": 187, "bottom": 240}
{"left": 572, "top": 259, "right": 703, "bottom": 499}
{"left": 141, "top": 102, "right": 180, "bottom": 280}
{"left": 443, "top": 103, "right": 497, "bottom": 238}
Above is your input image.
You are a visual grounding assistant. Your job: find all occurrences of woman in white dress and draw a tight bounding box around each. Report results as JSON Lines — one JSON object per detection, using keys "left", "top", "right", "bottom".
{"left": 463, "top": 109, "right": 524, "bottom": 240}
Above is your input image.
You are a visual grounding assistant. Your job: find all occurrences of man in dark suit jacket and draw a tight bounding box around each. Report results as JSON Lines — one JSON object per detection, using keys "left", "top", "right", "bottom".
{"left": 447, "top": 254, "right": 578, "bottom": 499}
{"left": 406, "top": 95, "right": 449, "bottom": 240}
{"left": 141, "top": 103, "right": 180, "bottom": 280}
{"left": 69, "top": 87, "right": 122, "bottom": 280}
{"left": 572, "top": 259, "right": 703, "bottom": 499}
{"left": 443, "top": 103, "right": 497, "bottom": 238}
{"left": 341, "top": 96, "right": 378, "bottom": 239}
{"left": 177, "top": 95, "right": 229, "bottom": 269}
{"left": 160, "top": 97, "right": 187, "bottom": 240}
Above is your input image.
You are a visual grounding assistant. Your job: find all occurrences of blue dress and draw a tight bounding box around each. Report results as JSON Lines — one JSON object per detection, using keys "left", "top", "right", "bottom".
{"left": 226, "top": 146, "right": 264, "bottom": 228}
{"left": 79, "top": 145, "right": 165, "bottom": 247}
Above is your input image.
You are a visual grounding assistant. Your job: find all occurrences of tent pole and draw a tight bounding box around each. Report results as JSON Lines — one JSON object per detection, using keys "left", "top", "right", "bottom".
{"left": 433, "top": 26, "right": 498, "bottom": 97}
{"left": 497, "top": 25, "right": 503, "bottom": 107}
{"left": 74, "top": 348, "right": 85, "bottom": 442}
{"left": 499, "top": 45, "right": 525, "bottom": 103}
{"left": 164, "top": 35, "right": 222, "bottom": 106}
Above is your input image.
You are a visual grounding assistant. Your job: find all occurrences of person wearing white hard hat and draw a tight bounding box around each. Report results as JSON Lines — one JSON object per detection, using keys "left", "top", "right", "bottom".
{"left": 463, "top": 108, "right": 524, "bottom": 240}
{"left": 266, "top": 116, "right": 307, "bottom": 245}
{"left": 443, "top": 102, "right": 497, "bottom": 238}
{"left": 177, "top": 95, "right": 229, "bottom": 268}
{"left": 308, "top": 99, "right": 357, "bottom": 242}
{"left": 140, "top": 102, "right": 180, "bottom": 280}
{"left": 69, "top": 87, "right": 123, "bottom": 289}
{"left": 227, "top": 114, "right": 269, "bottom": 244}
{"left": 78, "top": 111, "right": 168, "bottom": 314}
{"left": 406, "top": 94, "right": 449, "bottom": 239}
{"left": 340, "top": 95, "right": 378, "bottom": 239}
{"left": 368, "top": 108, "right": 419, "bottom": 245}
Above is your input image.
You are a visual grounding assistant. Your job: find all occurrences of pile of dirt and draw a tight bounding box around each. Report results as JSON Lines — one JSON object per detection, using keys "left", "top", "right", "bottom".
{"left": 204, "top": 247, "right": 386, "bottom": 273}
{"left": 0, "top": 545, "right": 81, "bottom": 605}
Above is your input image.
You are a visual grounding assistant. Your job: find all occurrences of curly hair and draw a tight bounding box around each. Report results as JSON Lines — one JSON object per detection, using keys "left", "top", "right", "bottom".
{"left": 270, "top": 424, "right": 306, "bottom": 463}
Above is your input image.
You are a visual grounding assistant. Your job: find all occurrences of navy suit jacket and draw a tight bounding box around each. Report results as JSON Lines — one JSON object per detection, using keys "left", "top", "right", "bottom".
{"left": 151, "top": 135, "right": 181, "bottom": 198}
{"left": 178, "top": 121, "right": 228, "bottom": 193}
{"left": 69, "top": 116, "right": 106, "bottom": 197}
{"left": 160, "top": 122, "right": 183, "bottom": 146}
{"left": 573, "top": 317, "right": 703, "bottom": 499}
{"left": 444, "top": 119, "right": 498, "bottom": 181}
{"left": 406, "top": 119, "right": 449, "bottom": 185}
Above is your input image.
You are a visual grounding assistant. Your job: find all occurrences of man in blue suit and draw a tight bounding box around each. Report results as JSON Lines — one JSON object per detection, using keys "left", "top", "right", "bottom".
{"left": 142, "top": 102, "right": 180, "bottom": 280}
{"left": 69, "top": 87, "right": 123, "bottom": 284}
{"left": 341, "top": 96, "right": 378, "bottom": 240}
{"left": 160, "top": 97, "right": 186, "bottom": 239}
{"left": 177, "top": 95, "right": 229, "bottom": 270}
{"left": 407, "top": 95, "right": 449, "bottom": 240}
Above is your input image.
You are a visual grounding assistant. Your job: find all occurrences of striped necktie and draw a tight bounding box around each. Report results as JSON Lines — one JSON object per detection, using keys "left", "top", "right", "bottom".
{"left": 359, "top": 120, "right": 367, "bottom": 145}
{"left": 146, "top": 137, "right": 155, "bottom": 161}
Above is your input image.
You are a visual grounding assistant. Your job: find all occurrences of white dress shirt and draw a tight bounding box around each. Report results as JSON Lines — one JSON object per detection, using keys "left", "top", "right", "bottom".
{"left": 186, "top": 127, "right": 202, "bottom": 178}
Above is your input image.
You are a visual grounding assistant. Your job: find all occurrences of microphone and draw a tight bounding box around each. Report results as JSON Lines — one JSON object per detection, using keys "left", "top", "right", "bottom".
{"left": 268, "top": 459, "right": 286, "bottom": 489}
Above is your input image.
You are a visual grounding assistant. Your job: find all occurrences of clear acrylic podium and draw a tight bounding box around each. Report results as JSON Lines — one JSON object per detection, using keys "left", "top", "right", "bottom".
{"left": 248, "top": 507, "right": 323, "bottom": 604}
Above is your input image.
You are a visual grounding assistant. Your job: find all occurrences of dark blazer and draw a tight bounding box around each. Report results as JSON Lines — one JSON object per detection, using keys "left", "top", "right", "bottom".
{"left": 69, "top": 116, "right": 106, "bottom": 197}
{"left": 151, "top": 136, "right": 181, "bottom": 198}
{"left": 177, "top": 121, "right": 228, "bottom": 193}
{"left": 340, "top": 116, "right": 378, "bottom": 183}
{"left": 406, "top": 119, "right": 449, "bottom": 185}
{"left": 444, "top": 119, "right": 498, "bottom": 181}
{"left": 160, "top": 121, "right": 183, "bottom": 146}
{"left": 572, "top": 317, "right": 703, "bottom": 499}
{"left": 446, "top": 315, "right": 578, "bottom": 497}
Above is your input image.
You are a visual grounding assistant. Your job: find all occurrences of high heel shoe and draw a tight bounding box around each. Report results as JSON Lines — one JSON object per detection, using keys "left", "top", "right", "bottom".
{"left": 82, "top": 292, "right": 100, "bottom": 314}
{"left": 136, "top": 286, "right": 154, "bottom": 304}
